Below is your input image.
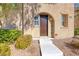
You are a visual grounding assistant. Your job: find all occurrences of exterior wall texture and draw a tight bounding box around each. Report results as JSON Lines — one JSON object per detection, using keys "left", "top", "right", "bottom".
{"left": 74, "top": 8, "right": 79, "bottom": 28}
{"left": 24, "top": 4, "right": 74, "bottom": 39}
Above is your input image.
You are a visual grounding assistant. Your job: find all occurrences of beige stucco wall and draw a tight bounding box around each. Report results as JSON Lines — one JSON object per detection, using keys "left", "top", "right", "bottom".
{"left": 24, "top": 3, "right": 74, "bottom": 39}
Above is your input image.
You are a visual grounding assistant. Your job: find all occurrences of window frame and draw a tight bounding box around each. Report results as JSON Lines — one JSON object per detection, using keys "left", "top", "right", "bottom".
{"left": 34, "top": 15, "right": 40, "bottom": 27}
{"left": 61, "top": 14, "right": 68, "bottom": 27}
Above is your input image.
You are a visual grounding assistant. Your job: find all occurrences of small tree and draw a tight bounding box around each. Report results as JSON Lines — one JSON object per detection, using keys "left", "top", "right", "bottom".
{"left": 0, "top": 4, "right": 19, "bottom": 25}
{"left": 0, "top": 3, "right": 41, "bottom": 35}
{"left": 21, "top": 3, "right": 41, "bottom": 35}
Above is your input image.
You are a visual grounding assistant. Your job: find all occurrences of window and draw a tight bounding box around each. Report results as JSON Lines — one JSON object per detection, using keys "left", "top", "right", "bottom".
{"left": 61, "top": 14, "right": 68, "bottom": 27}
{"left": 34, "top": 16, "right": 40, "bottom": 26}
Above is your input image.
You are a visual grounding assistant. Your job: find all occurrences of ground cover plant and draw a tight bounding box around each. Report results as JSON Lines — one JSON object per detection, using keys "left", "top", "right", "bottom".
{"left": 0, "top": 29, "right": 21, "bottom": 43}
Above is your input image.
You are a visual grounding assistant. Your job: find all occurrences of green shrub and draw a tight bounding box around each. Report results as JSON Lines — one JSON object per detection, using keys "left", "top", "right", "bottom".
{"left": 0, "top": 29, "right": 21, "bottom": 43}
{"left": 0, "top": 43, "right": 11, "bottom": 56}
{"left": 74, "top": 28, "right": 79, "bottom": 35}
{"left": 15, "top": 35, "right": 32, "bottom": 49}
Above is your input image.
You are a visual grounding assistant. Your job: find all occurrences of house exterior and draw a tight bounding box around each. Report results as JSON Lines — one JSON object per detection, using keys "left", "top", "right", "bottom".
{"left": 24, "top": 3, "right": 74, "bottom": 39}
{"left": 0, "top": 4, "right": 74, "bottom": 39}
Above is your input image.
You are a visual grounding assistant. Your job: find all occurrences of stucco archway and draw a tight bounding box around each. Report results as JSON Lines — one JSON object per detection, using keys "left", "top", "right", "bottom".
{"left": 38, "top": 12, "right": 55, "bottom": 38}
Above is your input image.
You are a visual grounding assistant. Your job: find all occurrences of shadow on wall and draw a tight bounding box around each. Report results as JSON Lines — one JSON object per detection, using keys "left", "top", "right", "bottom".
{"left": 0, "top": 23, "right": 17, "bottom": 29}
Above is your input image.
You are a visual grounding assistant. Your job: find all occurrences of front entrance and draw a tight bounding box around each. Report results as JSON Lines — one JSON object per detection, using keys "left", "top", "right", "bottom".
{"left": 40, "top": 15, "right": 48, "bottom": 36}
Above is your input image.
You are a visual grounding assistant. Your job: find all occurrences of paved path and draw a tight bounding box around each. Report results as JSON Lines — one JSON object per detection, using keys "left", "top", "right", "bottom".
{"left": 39, "top": 37, "right": 63, "bottom": 56}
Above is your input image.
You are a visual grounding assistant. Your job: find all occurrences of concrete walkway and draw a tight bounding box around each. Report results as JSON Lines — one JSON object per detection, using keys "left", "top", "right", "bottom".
{"left": 39, "top": 37, "right": 63, "bottom": 56}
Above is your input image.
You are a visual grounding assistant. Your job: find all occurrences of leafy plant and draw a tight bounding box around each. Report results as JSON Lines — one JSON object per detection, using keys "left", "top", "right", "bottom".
{"left": 74, "top": 28, "right": 79, "bottom": 35}
{"left": 15, "top": 35, "right": 32, "bottom": 49}
{"left": 0, "top": 43, "right": 11, "bottom": 56}
{"left": 0, "top": 29, "right": 21, "bottom": 43}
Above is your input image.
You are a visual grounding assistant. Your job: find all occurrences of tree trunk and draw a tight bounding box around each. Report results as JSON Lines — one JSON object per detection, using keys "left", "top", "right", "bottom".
{"left": 5, "top": 14, "right": 7, "bottom": 25}
{"left": 22, "top": 3, "right": 24, "bottom": 35}
{"left": 5, "top": 13, "right": 8, "bottom": 25}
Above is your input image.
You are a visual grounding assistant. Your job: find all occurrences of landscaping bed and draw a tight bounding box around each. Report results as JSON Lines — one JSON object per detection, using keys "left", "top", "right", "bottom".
{"left": 0, "top": 29, "right": 40, "bottom": 56}
{"left": 52, "top": 38, "right": 79, "bottom": 56}
{"left": 10, "top": 40, "right": 40, "bottom": 56}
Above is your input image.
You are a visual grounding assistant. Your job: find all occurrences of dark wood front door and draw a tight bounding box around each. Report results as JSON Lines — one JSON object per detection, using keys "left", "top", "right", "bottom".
{"left": 40, "top": 15, "right": 48, "bottom": 36}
